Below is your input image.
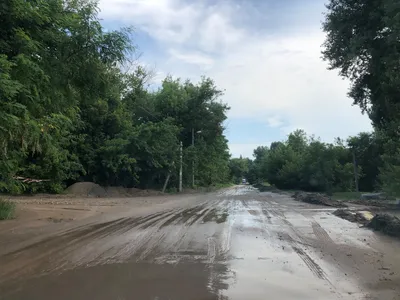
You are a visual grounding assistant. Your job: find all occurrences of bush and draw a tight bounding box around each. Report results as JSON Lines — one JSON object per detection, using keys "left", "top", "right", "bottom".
{"left": 0, "top": 199, "right": 16, "bottom": 220}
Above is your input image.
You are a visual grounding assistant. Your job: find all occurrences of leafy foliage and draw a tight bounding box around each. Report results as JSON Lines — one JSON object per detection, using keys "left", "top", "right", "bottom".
{"left": 0, "top": 0, "right": 231, "bottom": 193}
{"left": 247, "top": 130, "right": 382, "bottom": 193}
{"left": 0, "top": 199, "right": 16, "bottom": 220}
{"left": 229, "top": 156, "right": 251, "bottom": 184}
{"left": 323, "top": 0, "right": 400, "bottom": 194}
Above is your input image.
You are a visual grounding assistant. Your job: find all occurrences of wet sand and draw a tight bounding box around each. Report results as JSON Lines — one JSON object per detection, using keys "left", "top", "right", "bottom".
{"left": 0, "top": 186, "right": 400, "bottom": 300}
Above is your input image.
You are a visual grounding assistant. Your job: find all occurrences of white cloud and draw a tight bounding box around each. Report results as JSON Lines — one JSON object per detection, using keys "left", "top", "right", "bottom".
{"left": 99, "top": 0, "right": 373, "bottom": 150}
{"left": 168, "top": 49, "right": 214, "bottom": 68}
{"left": 266, "top": 116, "right": 284, "bottom": 128}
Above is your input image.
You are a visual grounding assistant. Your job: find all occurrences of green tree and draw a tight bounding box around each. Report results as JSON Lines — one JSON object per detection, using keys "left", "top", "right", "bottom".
{"left": 322, "top": 0, "right": 400, "bottom": 133}
{"left": 229, "top": 156, "right": 251, "bottom": 184}
{"left": 0, "top": 0, "right": 231, "bottom": 194}
{"left": 347, "top": 132, "right": 382, "bottom": 191}
{"left": 323, "top": 0, "right": 400, "bottom": 194}
{"left": 248, "top": 130, "right": 360, "bottom": 193}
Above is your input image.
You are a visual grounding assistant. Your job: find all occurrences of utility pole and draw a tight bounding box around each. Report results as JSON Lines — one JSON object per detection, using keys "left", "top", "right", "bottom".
{"left": 191, "top": 129, "right": 202, "bottom": 188}
{"left": 162, "top": 172, "right": 171, "bottom": 193}
{"left": 179, "top": 141, "right": 183, "bottom": 192}
{"left": 192, "top": 128, "right": 195, "bottom": 188}
{"left": 352, "top": 150, "right": 359, "bottom": 192}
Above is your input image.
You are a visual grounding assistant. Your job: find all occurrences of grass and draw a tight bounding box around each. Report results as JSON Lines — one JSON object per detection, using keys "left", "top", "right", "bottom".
{"left": 331, "top": 192, "right": 362, "bottom": 201}
{"left": 0, "top": 199, "right": 16, "bottom": 220}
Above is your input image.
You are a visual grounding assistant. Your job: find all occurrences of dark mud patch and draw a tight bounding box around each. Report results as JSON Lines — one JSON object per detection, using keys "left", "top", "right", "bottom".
{"left": 202, "top": 208, "right": 229, "bottom": 224}
{"left": 247, "top": 209, "right": 259, "bottom": 217}
{"left": 292, "top": 192, "right": 347, "bottom": 208}
{"left": 367, "top": 214, "right": 400, "bottom": 238}
{"left": 160, "top": 206, "right": 205, "bottom": 228}
{"left": 0, "top": 261, "right": 230, "bottom": 300}
{"left": 311, "top": 222, "right": 333, "bottom": 243}
{"left": 333, "top": 209, "right": 370, "bottom": 225}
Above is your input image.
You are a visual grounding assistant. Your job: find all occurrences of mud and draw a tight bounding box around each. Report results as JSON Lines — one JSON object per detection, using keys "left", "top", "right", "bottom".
{"left": 368, "top": 214, "right": 400, "bottom": 238}
{"left": 1, "top": 187, "right": 400, "bottom": 299}
{"left": 333, "top": 209, "right": 371, "bottom": 225}
{"left": 293, "top": 191, "right": 346, "bottom": 208}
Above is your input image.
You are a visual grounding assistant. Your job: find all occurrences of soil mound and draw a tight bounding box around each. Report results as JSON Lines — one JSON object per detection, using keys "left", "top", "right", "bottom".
{"left": 66, "top": 182, "right": 107, "bottom": 197}
{"left": 333, "top": 209, "right": 371, "bottom": 225}
{"left": 292, "top": 192, "right": 347, "bottom": 208}
{"left": 367, "top": 214, "right": 400, "bottom": 238}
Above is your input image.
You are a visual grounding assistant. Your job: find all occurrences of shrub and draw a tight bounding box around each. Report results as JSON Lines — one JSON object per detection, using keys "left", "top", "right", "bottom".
{"left": 0, "top": 199, "right": 16, "bottom": 220}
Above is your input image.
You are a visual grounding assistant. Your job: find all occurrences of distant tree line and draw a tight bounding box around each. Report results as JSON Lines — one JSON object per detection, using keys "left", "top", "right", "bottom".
{"left": 0, "top": 0, "right": 230, "bottom": 193}
{"left": 230, "top": 130, "right": 383, "bottom": 194}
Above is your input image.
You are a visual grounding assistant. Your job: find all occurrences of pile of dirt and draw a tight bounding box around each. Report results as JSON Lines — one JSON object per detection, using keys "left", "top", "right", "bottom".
{"left": 66, "top": 182, "right": 107, "bottom": 197}
{"left": 367, "top": 214, "right": 400, "bottom": 238}
{"left": 333, "top": 209, "right": 371, "bottom": 225}
{"left": 292, "top": 192, "right": 347, "bottom": 208}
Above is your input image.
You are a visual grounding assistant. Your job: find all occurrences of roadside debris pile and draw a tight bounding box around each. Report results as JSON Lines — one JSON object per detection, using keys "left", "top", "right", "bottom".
{"left": 333, "top": 209, "right": 372, "bottom": 225}
{"left": 66, "top": 182, "right": 162, "bottom": 198}
{"left": 292, "top": 192, "right": 347, "bottom": 207}
{"left": 66, "top": 182, "right": 107, "bottom": 197}
{"left": 367, "top": 214, "right": 400, "bottom": 238}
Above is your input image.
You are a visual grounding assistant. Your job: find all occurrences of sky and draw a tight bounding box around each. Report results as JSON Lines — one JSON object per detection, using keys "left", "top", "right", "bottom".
{"left": 98, "top": 0, "right": 372, "bottom": 158}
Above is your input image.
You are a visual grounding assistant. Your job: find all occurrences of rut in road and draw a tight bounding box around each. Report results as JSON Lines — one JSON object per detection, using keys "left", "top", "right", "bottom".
{"left": 0, "top": 200, "right": 231, "bottom": 284}
{"left": 241, "top": 195, "right": 330, "bottom": 282}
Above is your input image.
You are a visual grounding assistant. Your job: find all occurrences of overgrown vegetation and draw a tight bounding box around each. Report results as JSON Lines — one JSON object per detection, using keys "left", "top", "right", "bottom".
{"left": 322, "top": 0, "right": 400, "bottom": 195}
{"left": 234, "top": 130, "right": 381, "bottom": 194}
{"left": 0, "top": 0, "right": 231, "bottom": 194}
{"left": 0, "top": 199, "right": 16, "bottom": 220}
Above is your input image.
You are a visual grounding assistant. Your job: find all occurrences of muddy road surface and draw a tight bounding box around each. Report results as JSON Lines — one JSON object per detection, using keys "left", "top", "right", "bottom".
{"left": 1, "top": 186, "right": 400, "bottom": 300}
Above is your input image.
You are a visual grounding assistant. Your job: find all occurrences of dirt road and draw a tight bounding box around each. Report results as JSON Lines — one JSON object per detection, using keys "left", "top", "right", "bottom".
{"left": 1, "top": 186, "right": 400, "bottom": 300}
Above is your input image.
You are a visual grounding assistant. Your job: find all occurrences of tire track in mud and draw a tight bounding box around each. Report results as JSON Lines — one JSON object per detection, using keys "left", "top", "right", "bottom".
{"left": 258, "top": 199, "right": 330, "bottom": 281}
{"left": 5, "top": 210, "right": 171, "bottom": 259}
{"left": 69, "top": 206, "right": 193, "bottom": 265}
{"left": 115, "top": 207, "right": 199, "bottom": 262}
{"left": 277, "top": 227, "right": 329, "bottom": 281}
{"left": 135, "top": 204, "right": 211, "bottom": 262}
{"left": 151, "top": 201, "right": 226, "bottom": 265}
{"left": 207, "top": 237, "right": 217, "bottom": 263}
{"left": 311, "top": 222, "right": 333, "bottom": 244}
{"left": 66, "top": 210, "right": 182, "bottom": 266}
{"left": 218, "top": 200, "right": 238, "bottom": 259}
{"left": 0, "top": 208, "right": 184, "bottom": 282}
{"left": 261, "top": 209, "right": 272, "bottom": 224}
{"left": 292, "top": 246, "right": 327, "bottom": 280}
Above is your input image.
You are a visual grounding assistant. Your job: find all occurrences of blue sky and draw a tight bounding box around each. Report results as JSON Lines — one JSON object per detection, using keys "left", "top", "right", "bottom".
{"left": 99, "top": 0, "right": 372, "bottom": 158}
